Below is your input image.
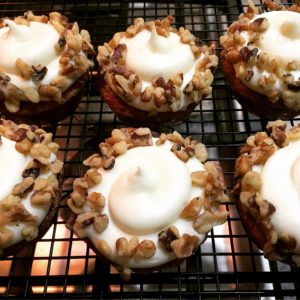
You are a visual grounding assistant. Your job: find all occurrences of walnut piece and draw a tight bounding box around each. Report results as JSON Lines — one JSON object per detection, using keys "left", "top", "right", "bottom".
{"left": 170, "top": 234, "right": 199, "bottom": 258}
{"left": 158, "top": 226, "right": 180, "bottom": 252}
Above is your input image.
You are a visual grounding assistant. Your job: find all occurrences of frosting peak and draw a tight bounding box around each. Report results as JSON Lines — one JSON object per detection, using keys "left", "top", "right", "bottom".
{"left": 126, "top": 166, "right": 158, "bottom": 191}
{"left": 0, "top": 20, "right": 59, "bottom": 75}
{"left": 108, "top": 146, "right": 191, "bottom": 235}
{"left": 3, "top": 20, "right": 30, "bottom": 40}
{"left": 120, "top": 29, "right": 195, "bottom": 81}
{"left": 148, "top": 24, "right": 173, "bottom": 54}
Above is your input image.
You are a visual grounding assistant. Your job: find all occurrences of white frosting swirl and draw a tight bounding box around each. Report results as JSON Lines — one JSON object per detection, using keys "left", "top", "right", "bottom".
{"left": 119, "top": 28, "right": 204, "bottom": 112}
{"left": 0, "top": 20, "right": 61, "bottom": 88}
{"left": 255, "top": 140, "right": 300, "bottom": 253}
{"left": 109, "top": 146, "right": 191, "bottom": 235}
{"left": 122, "top": 28, "right": 195, "bottom": 82}
{"left": 87, "top": 139, "right": 206, "bottom": 269}
{"left": 0, "top": 136, "right": 57, "bottom": 251}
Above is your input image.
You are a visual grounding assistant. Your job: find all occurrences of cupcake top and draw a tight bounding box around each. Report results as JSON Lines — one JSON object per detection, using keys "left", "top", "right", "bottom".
{"left": 235, "top": 120, "right": 300, "bottom": 266}
{"left": 97, "top": 16, "right": 218, "bottom": 113}
{"left": 0, "top": 119, "right": 62, "bottom": 254}
{"left": 0, "top": 11, "right": 94, "bottom": 113}
{"left": 220, "top": 1, "right": 300, "bottom": 111}
{"left": 67, "top": 128, "right": 228, "bottom": 279}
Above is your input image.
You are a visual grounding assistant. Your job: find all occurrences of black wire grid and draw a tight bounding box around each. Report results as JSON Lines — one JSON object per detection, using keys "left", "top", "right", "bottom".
{"left": 0, "top": 0, "right": 300, "bottom": 299}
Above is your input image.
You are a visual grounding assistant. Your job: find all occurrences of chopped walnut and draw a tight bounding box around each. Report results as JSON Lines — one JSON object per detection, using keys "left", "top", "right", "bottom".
{"left": 30, "top": 143, "right": 51, "bottom": 158}
{"left": 22, "top": 225, "right": 38, "bottom": 241}
{"left": 0, "top": 195, "right": 21, "bottom": 213}
{"left": 116, "top": 236, "right": 139, "bottom": 257}
{"left": 102, "top": 156, "right": 115, "bottom": 170}
{"left": 67, "top": 198, "right": 84, "bottom": 215}
{"left": 83, "top": 154, "right": 103, "bottom": 168}
{"left": 249, "top": 17, "right": 269, "bottom": 32}
{"left": 241, "top": 171, "right": 262, "bottom": 193}
{"left": 87, "top": 192, "right": 105, "bottom": 212}
{"left": 0, "top": 227, "right": 14, "bottom": 248}
{"left": 116, "top": 237, "right": 129, "bottom": 256}
{"left": 50, "top": 160, "right": 63, "bottom": 174}
{"left": 288, "top": 125, "right": 300, "bottom": 140}
{"left": 181, "top": 197, "right": 204, "bottom": 218}
{"left": 15, "top": 138, "right": 33, "bottom": 154}
{"left": 71, "top": 178, "right": 88, "bottom": 207}
{"left": 234, "top": 155, "right": 252, "bottom": 178}
{"left": 75, "top": 212, "right": 96, "bottom": 229}
{"left": 130, "top": 128, "right": 153, "bottom": 147}
{"left": 194, "top": 143, "right": 208, "bottom": 162}
{"left": 135, "top": 240, "right": 156, "bottom": 258}
{"left": 16, "top": 58, "right": 32, "bottom": 80}
{"left": 85, "top": 168, "right": 102, "bottom": 187}
{"left": 31, "top": 191, "right": 52, "bottom": 205}
{"left": 3, "top": 203, "right": 38, "bottom": 225}
{"left": 156, "top": 133, "right": 167, "bottom": 146}
{"left": 95, "top": 239, "right": 112, "bottom": 258}
{"left": 22, "top": 165, "right": 40, "bottom": 179}
{"left": 93, "top": 214, "right": 109, "bottom": 233}
{"left": 170, "top": 234, "right": 199, "bottom": 258}
{"left": 158, "top": 226, "right": 180, "bottom": 252}
{"left": 12, "top": 177, "right": 34, "bottom": 196}
{"left": 191, "top": 171, "right": 208, "bottom": 187}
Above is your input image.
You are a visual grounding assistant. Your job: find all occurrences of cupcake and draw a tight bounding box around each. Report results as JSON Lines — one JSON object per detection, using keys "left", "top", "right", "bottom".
{"left": 0, "top": 11, "right": 94, "bottom": 124}
{"left": 220, "top": 0, "right": 300, "bottom": 119}
{"left": 67, "top": 127, "right": 228, "bottom": 279}
{"left": 0, "top": 119, "right": 63, "bottom": 256}
{"left": 234, "top": 120, "right": 300, "bottom": 266}
{"left": 97, "top": 16, "right": 218, "bottom": 128}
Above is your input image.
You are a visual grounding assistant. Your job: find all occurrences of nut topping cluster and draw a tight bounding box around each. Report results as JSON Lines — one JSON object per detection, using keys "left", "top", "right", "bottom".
{"left": 68, "top": 128, "right": 228, "bottom": 278}
{"left": 0, "top": 11, "right": 95, "bottom": 113}
{"left": 97, "top": 16, "right": 218, "bottom": 112}
{"left": 0, "top": 119, "right": 62, "bottom": 251}
{"left": 234, "top": 120, "right": 300, "bottom": 266}
{"left": 220, "top": 0, "right": 300, "bottom": 110}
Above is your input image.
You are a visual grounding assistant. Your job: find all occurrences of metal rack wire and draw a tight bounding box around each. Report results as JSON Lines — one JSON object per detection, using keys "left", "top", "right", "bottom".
{"left": 0, "top": 0, "right": 300, "bottom": 299}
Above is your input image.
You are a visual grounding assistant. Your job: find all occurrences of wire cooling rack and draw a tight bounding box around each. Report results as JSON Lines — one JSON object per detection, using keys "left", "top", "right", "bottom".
{"left": 1, "top": 0, "right": 300, "bottom": 299}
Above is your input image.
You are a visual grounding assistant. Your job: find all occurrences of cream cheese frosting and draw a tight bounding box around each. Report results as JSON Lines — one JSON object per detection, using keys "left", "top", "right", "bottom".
{"left": 239, "top": 11, "right": 300, "bottom": 104}
{"left": 86, "top": 139, "right": 205, "bottom": 268}
{"left": 108, "top": 146, "right": 192, "bottom": 235}
{"left": 0, "top": 136, "right": 27, "bottom": 201}
{"left": 0, "top": 12, "right": 94, "bottom": 113}
{"left": 1, "top": 142, "right": 56, "bottom": 250}
{"left": 98, "top": 16, "right": 218, "bottom": 114}
{"left": 118, "top": 27, "right": 202, "bottom": 112}
{"left": 254, "top": 140, "right": 300, "bottom": 254}
{"left": 68, "top": 128, "right": 228, "bottom": 277}
{"left": 0, "top": 119, "right": 62, "bottom": 254}
{"left": 220, "top": 3, "right": 300, "bottom": 111}
{"left": 0, "top": 20, "right": 59, "bottom": 78}
{"left": 236, "top": 120, "right": 300, "bottom": 266}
